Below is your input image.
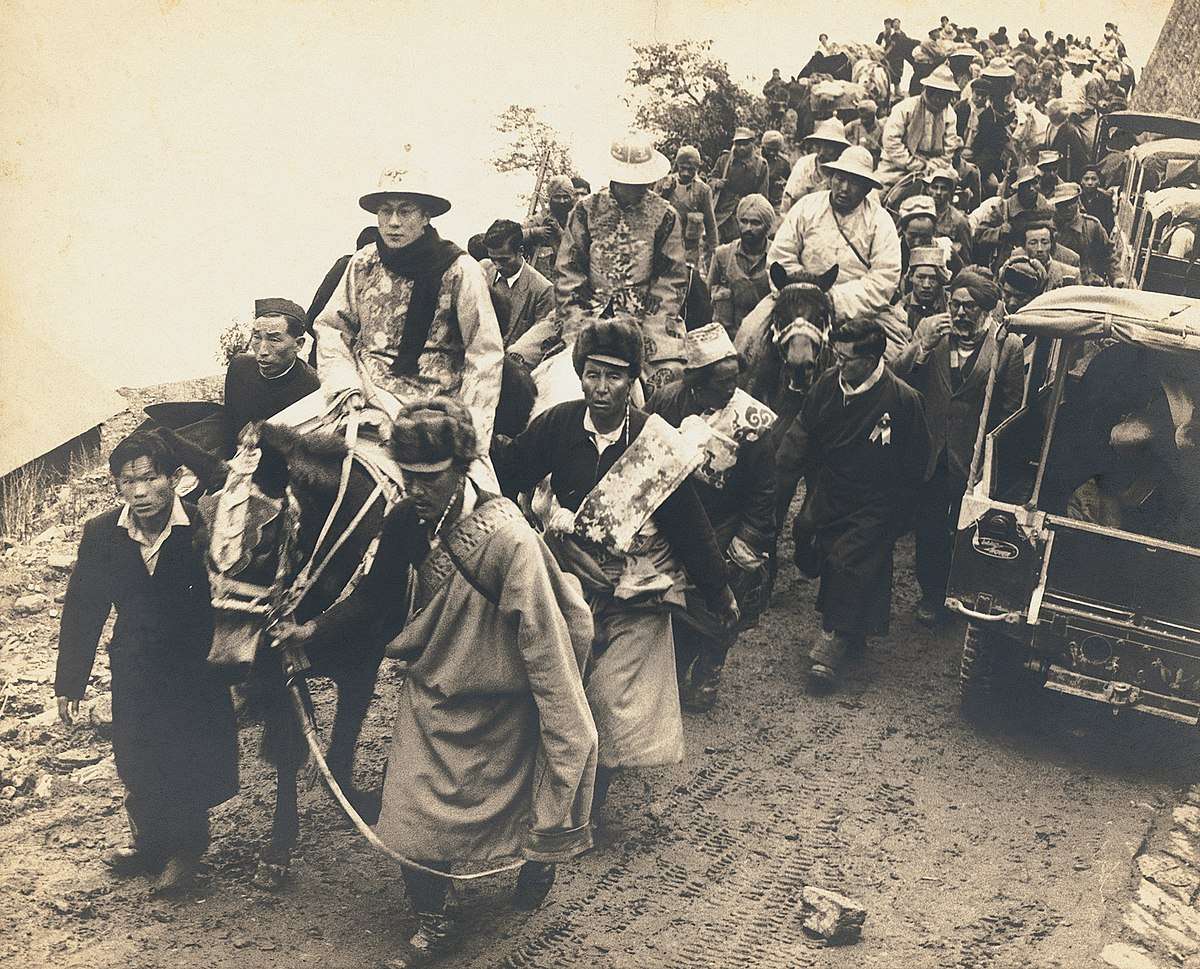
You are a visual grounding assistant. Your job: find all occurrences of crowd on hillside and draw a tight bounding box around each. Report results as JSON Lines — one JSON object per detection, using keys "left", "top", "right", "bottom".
{"left": 53, "top": 15, "right": 1199, "bottom": 969}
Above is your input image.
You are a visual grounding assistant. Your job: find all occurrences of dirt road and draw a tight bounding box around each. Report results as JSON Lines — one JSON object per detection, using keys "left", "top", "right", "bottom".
{"left": 3, "top": 389, "right": 1198, "bottom": 968}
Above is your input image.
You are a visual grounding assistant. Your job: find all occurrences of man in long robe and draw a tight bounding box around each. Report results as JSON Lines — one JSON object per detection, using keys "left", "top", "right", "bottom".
{"left": 877, "top": 64, "right": 963, "bottom": 188}
{"left": 776, "top": 318, "right": 931, "bottom": 692}
{"left": 314, "top": 162, "right": 504, "bottom": 453}
{"left": 275, "top": 398, "right": 597, "bottom": 967}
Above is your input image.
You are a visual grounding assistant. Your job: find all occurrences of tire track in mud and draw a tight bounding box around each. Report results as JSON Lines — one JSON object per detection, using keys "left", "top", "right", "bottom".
{"left": 482, "top": 694, "right": 889, "bottom": 969}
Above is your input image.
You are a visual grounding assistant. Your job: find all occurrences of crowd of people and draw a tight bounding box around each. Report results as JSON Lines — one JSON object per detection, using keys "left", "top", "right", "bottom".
{"left": 52, "top": 16, "right": 1150, "bottom": 968}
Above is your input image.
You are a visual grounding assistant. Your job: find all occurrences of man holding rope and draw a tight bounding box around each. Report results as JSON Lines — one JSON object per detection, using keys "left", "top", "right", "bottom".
{"left": 274, "top": 398, "right": 597, "bottom": 968}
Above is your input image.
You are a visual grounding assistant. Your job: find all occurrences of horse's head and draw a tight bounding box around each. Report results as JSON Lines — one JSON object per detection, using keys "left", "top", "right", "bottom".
{"left": 768, "top": 262, "right": 839, "bottom": 392}
{"left": 200, "top": 422, "right": 356, "bottom": 680}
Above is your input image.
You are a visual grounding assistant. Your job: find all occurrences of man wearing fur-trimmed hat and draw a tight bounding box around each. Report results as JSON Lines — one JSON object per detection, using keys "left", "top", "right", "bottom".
{"left": 556, "top": 133, "right": 691, "bottom": 392}
{"left": 877, "top": 63, "right": 963, "bottom": 188}
{"left": 646, "top": 323, "right": 777, "bottom": 712}
{"left": 313, "top": 156, "right": 504, "bottom": 453}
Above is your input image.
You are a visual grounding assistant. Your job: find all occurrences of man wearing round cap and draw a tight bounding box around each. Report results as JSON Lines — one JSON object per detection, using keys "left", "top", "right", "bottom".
{"left": 223, "top": 298, "right": 321, "bottom": 455}
{"left": 276, "top": 397, "right": 599, "bottom": 964}
{"left": 1051, "top": 181, "right": 1120, "bottom": 285}
{"left": 523, "top": 174, "right": 577, "bottom": 282}
{"left": 893, "top": 269, "right": 1024, "bottom": 624}
{"left": 760, "top": 130, "right": 792, "bottom": 211}
{"left": 781, "top": 118, "right": 851, "bottom": 215}
{"left": 709, "top": 127, "right": 770, "bottom": 242}
{"left": 658, "top": 145, "right": 719, "bottom": 272}
{"left": 845, "top": 99, "right": 883, "bottom": 166}
{"left": 877, "top": 63, "right": 963, "bottom": 189}
{"left": 897, "top": 194, "right": 941, "bottom": 272}
{"left": 557, "top": 134, "right": 690, "bottom": 392}
{"left": 708, "top": 193, "right": 773, "bottom": 336}
{"left": 645, "top": 323, "right": 777, "bottom": 711}
{"left": 770, "top": 145, "right": 902, "bottom": 324}
{"left": 314, "top": 160, "right": 504, "bottom": 456}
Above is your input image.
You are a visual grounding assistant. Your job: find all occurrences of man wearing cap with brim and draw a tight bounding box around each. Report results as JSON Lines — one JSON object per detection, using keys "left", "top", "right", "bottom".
{"left": 275, "top": 397, "right": 599, "bottom": 967}
{"left": 1036, "top": 149, "right": 1062, "bottom": 199}
{"left": 658, "top": 144, "right": 719, "bottom": 272}
{"left": 925, "top": 162, "right": 973, "bottom": 265}
{"left": 557, "top": 134, "right": 690, "bottom": 392}
{"left": 1051, "top": 181, "right": 1122, "bottom": 286}
{"left": 224, "top": 298, "right": 321, "bottom": 456}
{"left": 645, "top": 323, "right": 777, "bottom": 712}
{"left": 708, "top": 127, "right": 770, "bottom": 242}
{"left": 314, "top": 156, "right": 504, "bottom": 458}
{"left": 845, "top": 99, "right": 883, "bottom": 167}
{"left": 877, "top": 62, "right": 963, "bottom": 189}
{"left": 896, "top": 194, "right": 947, "bottom": 278}
{"left": 760, "top": 130, "right": 792, "bottom": 211}
{"left": 972, "top": 164, "right": 1052, "bottom": 269}
{"left": 769, "top": 145, "right": 902, "bottom": 324}
{"left": 781, "top": 118, "right": 851, "bottom": 215}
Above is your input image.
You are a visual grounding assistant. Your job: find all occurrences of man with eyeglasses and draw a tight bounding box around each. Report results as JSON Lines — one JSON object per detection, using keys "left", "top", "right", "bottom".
{"left": 892, "top": 269, "right": 1024, "bottom": 625}
{"left": 776, "top": 317, "right": 931, "bottom": 693}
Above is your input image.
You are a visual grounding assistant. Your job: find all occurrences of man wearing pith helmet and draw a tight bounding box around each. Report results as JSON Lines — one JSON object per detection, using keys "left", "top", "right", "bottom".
{"left": 557, "top": 133, "right": 690, "bottom": 393}
{"left": 313, "top": 152, "right": 504, "bottom": 452}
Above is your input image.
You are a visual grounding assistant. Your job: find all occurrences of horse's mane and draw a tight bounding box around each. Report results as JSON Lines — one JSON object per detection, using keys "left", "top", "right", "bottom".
{"left": 257, "top": 423, "right": 349, "bottom": 496}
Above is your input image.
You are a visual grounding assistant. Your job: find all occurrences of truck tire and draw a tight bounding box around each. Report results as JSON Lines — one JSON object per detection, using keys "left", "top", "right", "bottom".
{"left": 959, "top": 622, "right": 1006, "bottom": 720}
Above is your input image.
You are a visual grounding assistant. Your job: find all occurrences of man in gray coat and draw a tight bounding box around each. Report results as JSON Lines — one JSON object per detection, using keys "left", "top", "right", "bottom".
{"left": 478, "top": 219, "right": 557, "bottom": 370}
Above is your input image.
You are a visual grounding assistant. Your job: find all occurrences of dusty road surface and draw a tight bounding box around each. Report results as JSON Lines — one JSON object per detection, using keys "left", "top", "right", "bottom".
{"left": 3, "top": 387, "right": 1199, "bottom": 969}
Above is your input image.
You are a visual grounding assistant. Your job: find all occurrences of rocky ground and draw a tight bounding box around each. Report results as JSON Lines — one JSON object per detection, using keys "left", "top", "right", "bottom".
{"left": 3, "top": 381, "right": 1200, "bottom": 969}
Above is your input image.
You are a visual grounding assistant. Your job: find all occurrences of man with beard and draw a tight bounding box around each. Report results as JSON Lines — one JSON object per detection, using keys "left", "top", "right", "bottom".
{"left": 645, "top": 323, "right": 777, "bottom": 711}
{"left": 902, "top": 247, "right": 950, "bottom": 330}
{"left": 770, "top": 146, "right": 902, "bottom": 324}
{"left": 926, "top": 163, "right": 973, "bottom": 265}
{"left": 314, "top": 160, "right": 504, "bottom": 456}
{"left": 557, "top": 134, "right": 690, "bottom": 392}
{"left": 659, "top": 145, "right": 719, "bottom": 272}
{"left": 709, "top": 128, "right": 770, "bottom": 243}
{"left": 892, "top": 269, "right": 1024, "bottom": 624}
{"left": 877, "top": 63, "right": 963, "bottom": 189}
{"left": 760, "top": 130, "right": 792, "bottom": 210}
{"left": 524, "top": 174, "right": 577, "bottom": 281}
{"left": 223, "top": 298, "right": 320, "bottom": 455}
{"left": 708, "top": 193, "right": 773, "bottom": 336}
{"left": 777, "top": 317, "right": 931, "bottom": 692}
{"left": 1080, "top": 164, "right": 1115, "bottom": 233}
{"left": 1051, "top": 182, "right": 1121, "bottom": 286}
{"left": 781, "top": 119, "right": 851, "bottom": 214}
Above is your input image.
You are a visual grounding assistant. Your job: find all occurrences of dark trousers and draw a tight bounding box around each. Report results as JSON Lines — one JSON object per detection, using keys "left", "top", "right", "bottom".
{"left": 914, "top": 456, "right": 966, "bottom": 602}
{"left": 402, "top": 863, "right": 451, "bottom": 915}
{"left": 674, "top": 619, "right": 736, "bottom": 685}
{"left": 125, "top": 791, "right": 209, "bottom": 867}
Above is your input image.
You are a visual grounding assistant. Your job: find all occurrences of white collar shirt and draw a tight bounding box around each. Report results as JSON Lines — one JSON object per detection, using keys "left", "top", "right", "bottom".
{"left": 838, "top": 358, "right": 886, "bottom": 400}
{"left": 118, "top": 495, "right": 190, "bottom": 575}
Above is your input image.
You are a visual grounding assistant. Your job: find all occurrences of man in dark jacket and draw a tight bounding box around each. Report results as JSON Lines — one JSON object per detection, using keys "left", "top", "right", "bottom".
{"left": 775, "top": 318, "right": 932, "bottom": 692}
{"left": 55, "top": 431, "right": 238, "bottom": 894}
{"left": 646, "top": 324, "right": 776, "bottom": 711}
{"left": 892, "top": 270, "right": 1025, "bottom": 624}
{"left": 223, "top": 298, "right": 321, "bottom": 454}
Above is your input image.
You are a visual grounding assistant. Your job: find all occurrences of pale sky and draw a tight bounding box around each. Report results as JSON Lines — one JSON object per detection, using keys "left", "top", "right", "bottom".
{"left": 0, "top": 0, "right": 1172, "bottom": 389}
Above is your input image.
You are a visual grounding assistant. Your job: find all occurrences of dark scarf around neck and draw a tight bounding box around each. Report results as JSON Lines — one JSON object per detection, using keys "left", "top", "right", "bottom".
{"left": 377, "top": 226, "right": 464, "bottom": 376}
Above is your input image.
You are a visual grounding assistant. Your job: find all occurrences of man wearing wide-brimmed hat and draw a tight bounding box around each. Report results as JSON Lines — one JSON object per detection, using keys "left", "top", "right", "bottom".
{"left": 770, "top": 145, "right": 901, "bottom": 324}
{"left": 708, "top": 127, "right": 770, "bottom": 242}
{"left": 781, "top": 118, "right": 850, "bottom": 214}
{"left": 877, "top": 62, "right": 963, "bottom": 188}
{"left": 556, "top": 133, "right": 690, "bottom": 392}
{"left": 845, "top": 99, "right": 882, "bottom": 167}
{"left": 313, "top": 156, "right": 504, "bottom": 453}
